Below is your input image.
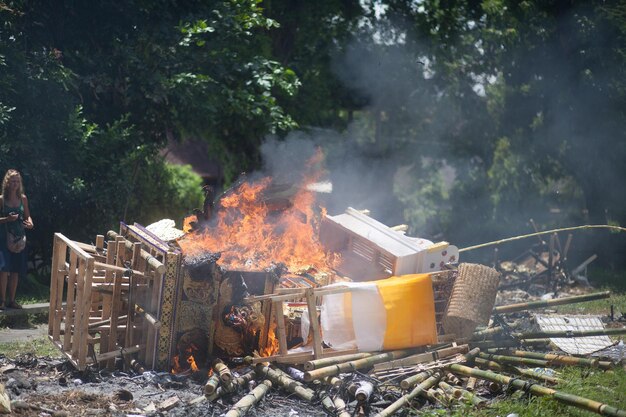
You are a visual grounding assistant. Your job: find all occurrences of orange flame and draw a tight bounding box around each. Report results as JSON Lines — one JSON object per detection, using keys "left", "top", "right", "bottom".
{"left": 178, "top": 151, "right": 336, "bottom": 273}
{"left": 187, "top": 354, "right": 199, "bottom": 372}
{"left": 260, "top": 323, "right": 280, "bottom": 357}
{"left": 171, "top": 343, "right": 201, "bottom": 374}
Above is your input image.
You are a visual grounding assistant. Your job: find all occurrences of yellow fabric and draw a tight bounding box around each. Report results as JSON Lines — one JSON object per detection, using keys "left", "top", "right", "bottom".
{"left": 375, "top": 273, "right": 437, "bottom": 350}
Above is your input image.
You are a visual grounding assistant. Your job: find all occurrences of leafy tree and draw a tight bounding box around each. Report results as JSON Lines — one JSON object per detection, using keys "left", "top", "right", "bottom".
{"left": 1, "top": 0, "right": 299, "bottom": 278}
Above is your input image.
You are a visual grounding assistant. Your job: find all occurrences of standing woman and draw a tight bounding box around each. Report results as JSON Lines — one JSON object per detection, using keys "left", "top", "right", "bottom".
{"left": 0, "top": 169, "right": 34, "bottom": 309}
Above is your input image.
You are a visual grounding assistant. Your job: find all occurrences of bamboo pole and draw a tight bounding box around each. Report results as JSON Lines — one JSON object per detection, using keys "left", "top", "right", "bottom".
{"left": 225, "top": 379, "right": 272, "bottom": 417}
{"left": 506, "top": 350, "right": 605, "bottom": 368}
{"left": 478, "top": 352, "right": 553, "bottom": 368}
{"left": 474, "top": 357, "right": 561, "bottom": 385}
{"left": 374, "top": 371, "right": 443, "bottom": 417}
{"left": 493, "top": 292, "right": 611, "bottom": 314}
{"left": 510, "top": 328, "right": 626, "bottom": 340}
{"left": 304, "top": 352, "right": 374, "bottom": 371}
{"left": 303, "top": 349, "right": 415, "bottom": 382}
{"left": 373, "top": 344, "right": 469, "bottom": 371}
{"left": 470, "top": 338, "right": 551, "bottom": 350}
{"left": 450, "top": 364, "right": 626, "bottom": 417}
{"left": 460, "top": 225, "right": 626, "bottom": 253}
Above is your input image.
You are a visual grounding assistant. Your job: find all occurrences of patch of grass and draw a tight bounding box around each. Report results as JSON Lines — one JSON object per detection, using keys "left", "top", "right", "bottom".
{"left": 0, "top": 336, "right": 61, "bottom": 358}
{"left": 554, "top": 290, "right": 626, "bottom": 316}
{"left": 484, "top": 366, "right": 626, "bottom": 417}
{"left": 416, "top": 366, "right": 626, "bottom": 417}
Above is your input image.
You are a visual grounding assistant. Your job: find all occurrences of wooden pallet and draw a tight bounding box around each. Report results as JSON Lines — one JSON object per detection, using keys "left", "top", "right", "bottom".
{"left": 48, "top": 232, "right": 166, "bottom": 371}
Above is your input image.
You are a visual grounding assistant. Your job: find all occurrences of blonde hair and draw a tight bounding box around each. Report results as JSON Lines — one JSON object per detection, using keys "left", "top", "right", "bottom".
{"left": 1, "top": 169, "right": 23, "bottom": 200}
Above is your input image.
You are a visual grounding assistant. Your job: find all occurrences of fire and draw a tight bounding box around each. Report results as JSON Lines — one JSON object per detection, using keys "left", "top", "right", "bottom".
{"left": 178, "top": 151, "right": 336, "bottom": 273}
{"left": 260, "top": 323, "right": 280, "bottom": 357}
{"left": 187, "top": 354, "right": 199, "bottom": 372}
{"left": 171, "top": 343, "right": 201, "bottom": 374}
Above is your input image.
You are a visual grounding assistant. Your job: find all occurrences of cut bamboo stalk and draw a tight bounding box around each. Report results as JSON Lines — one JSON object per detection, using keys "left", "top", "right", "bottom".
{"left": 493, "top": 292, "right": 611, "bottom": 314}
{"left": 465, "top": 376, "right": 477, "bottom": 391}
{"left": 470, "top": 338, "right": 551, "bottom": 350}
{"left": 303, "top": 349, "right": 415, "bottom": 382}
{"left": 438, "top": 381, "right": 463, "bottom": 399}
{"left": 213, "top": 359, "right": 233, "bottom": 383}
{"left": 204, "top": 374, "right": 220, "bottom": 395}
{"left": 449, "top": 363, "right": 626, "bottom": 417}
{"left": 206, "top": 370, "right": 257, "bottom": 402}
{"left": 459, "top": 225, "right": 626, "bottom": 253}
{"left": 480, "top": 352, "right": 611, "bottom": 370}
{"left": 474, "top": 357, "right": 561, "bottom": 385}
{"left": 481, "top": 328, "right": 626, "bottom": 340}
{"left": 333, "top": 397, "right": 351, "bottom": 417}
{"left": 305, "top": 352, "right": 374, "bottom": 371}
{"left": 486, "top": 380, "right": 503, "bottom": 394}
{"left": 374, "top": 371, "right": 442, "bottom": 417}
{"left": 478, "top": 352, "right": 551, "bottom": 368}
{"left": 355, "top": 381, "right": 375, "bottom": 402}
{"left": 224, "top": 379, "right": 272, "bottom": 417}
{"left": 373, "top": 344, "right": 469, "bottom": 371}
{"left": 400, "top": 369, "right": 436, "bottom": 390}
{"left": 248, "top": 348, "right": 359, "bottom": 365}
{"left": 507, "top": 350, "right": 602, "bottom": 368}
{"left": 458, "top": 386, "right": 488, "bottom": 408}
{"left": 322, "top": 376, "right": 343, "bottom": 388}
{"left": 255, "top": 364, "right": 315, "bottom": 402}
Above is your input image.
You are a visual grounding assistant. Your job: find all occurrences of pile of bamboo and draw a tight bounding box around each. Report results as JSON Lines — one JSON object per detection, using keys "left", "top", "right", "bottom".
{"left": 185, "top": 290, "right": 626, "bottom": 416}
{"left": 189, "top": 342, "right": 625, "bottom": 417}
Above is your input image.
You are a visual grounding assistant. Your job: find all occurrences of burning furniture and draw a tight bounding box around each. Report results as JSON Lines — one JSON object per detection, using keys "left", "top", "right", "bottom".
{"left": 48, "top": 169, "right": 499, "bottom": 372}
{"left": 320, "top": 207, "right": 459, "bottom": 280}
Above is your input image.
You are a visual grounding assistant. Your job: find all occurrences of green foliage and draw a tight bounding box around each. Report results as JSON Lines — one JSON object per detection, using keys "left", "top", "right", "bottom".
{"left": 0, "top": 0, "right": 300, "bottom": 276}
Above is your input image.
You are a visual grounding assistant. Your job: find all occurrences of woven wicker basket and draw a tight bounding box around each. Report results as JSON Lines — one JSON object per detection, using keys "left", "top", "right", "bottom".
{"left": 442, "top": 263, "right": 500, "bottom": 338}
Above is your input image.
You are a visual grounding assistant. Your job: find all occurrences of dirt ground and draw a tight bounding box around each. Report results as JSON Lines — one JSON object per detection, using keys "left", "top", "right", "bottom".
{"left": 1, "top": 353, "right": 333, "bottom": 416}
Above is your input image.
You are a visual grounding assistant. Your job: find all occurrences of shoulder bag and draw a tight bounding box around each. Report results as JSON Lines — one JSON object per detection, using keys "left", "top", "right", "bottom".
{"left": 2, "top": 197, "right": 26, "bottom": 253}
